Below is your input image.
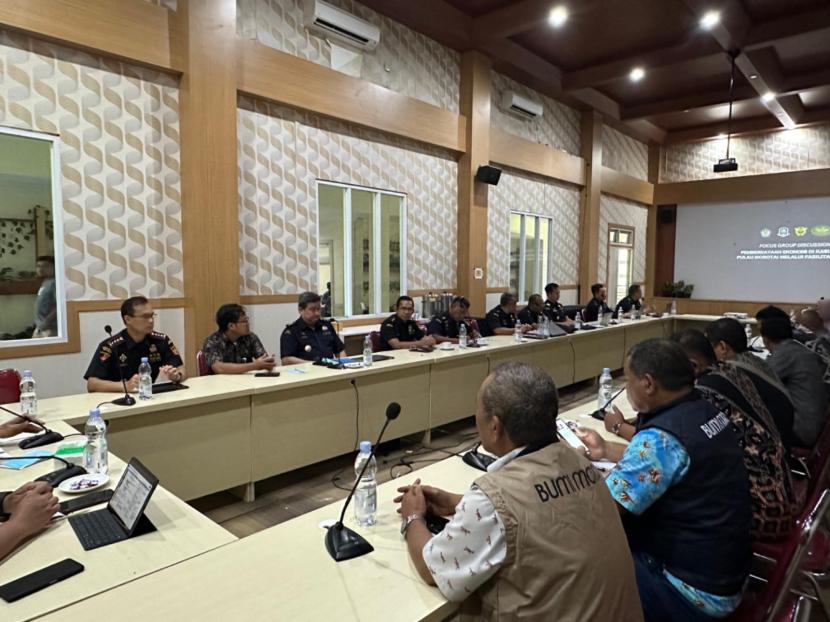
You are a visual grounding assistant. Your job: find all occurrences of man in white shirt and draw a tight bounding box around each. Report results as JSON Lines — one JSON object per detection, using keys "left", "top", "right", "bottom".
{"left": 395, "top": 362, "right": 643, "bottom": 620}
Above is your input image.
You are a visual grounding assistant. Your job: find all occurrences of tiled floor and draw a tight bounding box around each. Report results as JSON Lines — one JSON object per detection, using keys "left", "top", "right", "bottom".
{"left": 189, "top": 380, "right": 600, "bottom": 538}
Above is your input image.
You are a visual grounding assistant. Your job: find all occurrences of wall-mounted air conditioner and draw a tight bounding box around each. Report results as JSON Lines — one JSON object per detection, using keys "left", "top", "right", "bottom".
{"left": 303, "top": 0, "right": 380, "bottom": 51}
{"left": 501, "top": 91, "right": 543, "bottom": 120}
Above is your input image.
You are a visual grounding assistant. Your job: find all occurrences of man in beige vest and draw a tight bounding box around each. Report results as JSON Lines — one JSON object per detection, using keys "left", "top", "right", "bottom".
{"left": 395, "top": 362, "right": 643, "bottom": 621}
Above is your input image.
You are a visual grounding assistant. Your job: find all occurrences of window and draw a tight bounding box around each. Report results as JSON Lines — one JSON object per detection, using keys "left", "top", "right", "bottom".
{"left": 0, "top": 126, "right": 66, "bottom": 347}
{"left": 607, "top": 226, "right": 634, "bottom": 308}
{"left": 509, "top": 212, "right": 552, "bottom": 301}
{"left": 317, "top": 181, "right": 406, "bottom": 318}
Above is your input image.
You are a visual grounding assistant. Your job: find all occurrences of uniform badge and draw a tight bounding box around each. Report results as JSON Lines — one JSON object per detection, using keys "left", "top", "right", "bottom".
{"left": 322, "top": 325, "right": 329, "bottom": 332}
{"left": 304, "top": 345, "right": 312, "bottom": 352}
{"left": 99, "top": 345, "right": 112, "bottom": 363}
{"left": 408, "top": 325, "right": 414, "bottom": 335}
{"left": 119, "top": 353, "right": 127, "bottom": 364}
{"left": 169, "top": 340, "right": 180, "bottom": 358}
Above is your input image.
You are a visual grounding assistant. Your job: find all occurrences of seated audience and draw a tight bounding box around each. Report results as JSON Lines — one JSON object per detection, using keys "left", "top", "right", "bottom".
{"left": 281, "top": 292, "right": 346, "bottom": 364}
{"left": 486, "top": 292, "right": 532, "bottom": 336}
{"left": 427, "top": 296, "right": 478, "bottom": 344}
{"left": 704, "top": 317, "right": 795, "bottom": 445}
{"left": 758, "top": 308, "right": 829, "bottom": 447}
{"left": 583, "top": 283, "right": 611, "bottom": 322}
{"left": 395, "top": 362, "right": 643, "bottom": 620}
{"left": 578, "top": 339, "right": 751, "bottom": 622}
{"left": 85, "top": 296, "right": 186, "bottom": 393}
{"left": 797, "top": 308, "right": 830, "bottom": 386}
{"left": 380, "top": 295, "right": 435, "bottom": 350}
{"left": 516, "top": 293, "right": 544, "bottom": 327}
{"left": 543, "top": 282, "right": 573, "bottom": 324}
{"left": 672, "top": 329, "right": 798, "bottom": 541}
{"left": 203, "top": 304, "right": 274, "bottom": 374}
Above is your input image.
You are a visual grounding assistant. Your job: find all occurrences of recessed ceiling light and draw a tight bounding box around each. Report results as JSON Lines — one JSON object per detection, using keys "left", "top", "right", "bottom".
{"left": 629, "top": 67, "right": 645, "bottom": 82}
{"left": 749, "top": 74, "right": 758, "bottom": 79}
{"left": 548, "top": 5, "right": 568, "bottom": 27}
{"left": 761, "top": 91, "right": 775, "bottom": 102}
{"left": 683, "top": 109, "right": 690, "bottom": 113}
{"left": 716, "top": 133, "right": 727, "bottom": 139}
{"left": 700, "top": 10, "right": 720, "bottom": 30}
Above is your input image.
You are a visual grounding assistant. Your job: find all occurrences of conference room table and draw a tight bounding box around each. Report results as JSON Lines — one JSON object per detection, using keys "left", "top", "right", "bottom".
{"left": 0, "top": 421, "right": 236, "bottom": 622}
{"left": 7, "top": 314, "right": 704, "bottom": 504}
{"left": 38, "top": 388, "right": 633, "bottom": 622}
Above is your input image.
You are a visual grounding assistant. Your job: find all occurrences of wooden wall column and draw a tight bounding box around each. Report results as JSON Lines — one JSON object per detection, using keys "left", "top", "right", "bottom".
{"left": 174, "top": 0, "right": 241, "bottom": 369}
{"left": 578, "top": 111, "right": 602, "bottom": 302}
{"left": 645, "top": 143, "right": 660, "bottom": 297}
{"left": 457, "top": 51, "right": 492, "bottom": 316}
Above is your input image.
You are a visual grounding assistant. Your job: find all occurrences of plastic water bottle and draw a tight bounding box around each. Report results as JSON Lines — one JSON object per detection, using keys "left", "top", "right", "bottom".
{"left": 514, "top": 319, "right": 523, "bottom": 343}
{"left": 459, "top": 322, "right": 468, "bottom": 348}
{"left": 542, "top": 316, "right": 550, "bottom": 337}
{"left": 354, "top": 441, "right": 377, "bottom": 527}
{"left": 745, "top": 323, "right": 753, "bottom": 344}
{"left": 598, "top": 367, "right": 613, "bottom": 411}
{"left": 670, "top": 300, "right": 677, "bottom": 316}
{"left": 83, "top": 408, "right": 108, "bottom": 475}
{"left": 574, "top": 311, "right": 583, "bottom": 331}
{"left": 19, "top": 370, "right": 37, "bottom": 417}
{"left": 138, "top": 357, "right": 152, "bottom": 400}
{"left": 363, "top": 334, "right": 373, "bottom": 367}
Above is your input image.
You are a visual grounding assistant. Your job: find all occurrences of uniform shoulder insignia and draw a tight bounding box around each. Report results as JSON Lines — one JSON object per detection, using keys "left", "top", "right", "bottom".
{"left": 106, "top": 334, "right": 124, "bottom": 346}
{"left": 150, "top": 331, "right": 167, "bottom": 340}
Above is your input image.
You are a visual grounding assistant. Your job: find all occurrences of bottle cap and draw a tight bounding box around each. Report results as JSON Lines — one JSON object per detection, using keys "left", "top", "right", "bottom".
{"left": 359, "top": 440, "right": 372, "bottom": 453}
{"left": 141, "top": 357, "right": 149, "bottom": 363}
{"left": 89, "top": 408, "right": 101, "bottom": 418}
{"left": 22, "top": 370, "right": 32, "bottom": 376}
{"left": 603, "top": 367, "right": 610, "bottom": 373}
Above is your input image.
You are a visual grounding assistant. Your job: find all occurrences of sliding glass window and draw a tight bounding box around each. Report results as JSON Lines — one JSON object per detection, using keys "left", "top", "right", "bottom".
{"left": 509, "top": 212, "right": 553, "bottom": 302}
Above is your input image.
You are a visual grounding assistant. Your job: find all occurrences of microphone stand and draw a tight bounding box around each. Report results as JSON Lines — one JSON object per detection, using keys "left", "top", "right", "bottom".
{"left": 589, "top": 386, "right": 627, "bottom": 421}
{"left": 105, "top": 325, "right": 135, "bottom": 407}
{"left": 0, "top": 404, "right": 64, "bottom": 448}
{"left": 325, "top": 403, "right": 400, "bottom": 562}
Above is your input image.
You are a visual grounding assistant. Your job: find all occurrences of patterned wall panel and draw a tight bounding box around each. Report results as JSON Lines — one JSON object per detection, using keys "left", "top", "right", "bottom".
{"left": 490, "top": 71, "right": 581, "bottom": 156}
{"left": 0, "top": 31, "right": 183, "bottom": 301}
{"left": 602, "top": 125, "right": 648, "bottom": 180}
{"left": 662, "top": 125, "right": 830, "bottom": 182}
{"left": 237, "top": 96, "right": 457, "bottom": 295}
{"left": 487, "top": 170, "right": 581, "bottom": 288}
{"left": 237, "top": 0, "right": 460, "bottom": 113}
{"left": 599, "top": 194, "right": 648, "bottom": 286}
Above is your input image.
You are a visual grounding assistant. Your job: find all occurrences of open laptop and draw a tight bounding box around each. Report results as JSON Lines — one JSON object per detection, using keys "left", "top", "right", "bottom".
{"left": 68, "top": 458, "right": 159, "bottom": 551}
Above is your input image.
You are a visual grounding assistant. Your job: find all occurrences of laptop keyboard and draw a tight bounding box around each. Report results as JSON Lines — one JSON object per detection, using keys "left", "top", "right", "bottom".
{"left": 69, "top": 509, "right": 127, "bottom": 550}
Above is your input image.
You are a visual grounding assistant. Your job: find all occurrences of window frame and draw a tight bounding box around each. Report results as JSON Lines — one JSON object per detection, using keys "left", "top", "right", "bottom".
{"left": 509, "top": 210, "right": 554, "bottom": 301}
{"left": 606, "top": 224, "right": 635, "bottom": 308}
{"left": 0, "top": 125, "right": 68, "bottom": 350}
{"left": 316, "top": 180, "right": 407, "bottom": 319}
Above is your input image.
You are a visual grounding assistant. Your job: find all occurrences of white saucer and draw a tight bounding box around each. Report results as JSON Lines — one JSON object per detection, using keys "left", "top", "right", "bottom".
{"left": 58, "top": 473, "right": 110, "bottom": 494}
{"left": 439, "top": 343, "right": 454, "bottom": 351}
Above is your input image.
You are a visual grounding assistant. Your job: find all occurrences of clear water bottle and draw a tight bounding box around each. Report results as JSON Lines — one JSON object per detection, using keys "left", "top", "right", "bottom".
{"left": 542, "top": 316, "right": 550, "bottom": 337}
{"left": 19, "top": 370, "right": 37, "bottom": 417}
{"left": 459, "top": 322, "right": 468, "bottom": 348}
{"left": 670, "top": 299, "right": 677, "bottom": 316}
{"left": 745, "top": 323, "right": 753, "bottom": 344}
{"left": 598, "top": 367, "right": 613, "bottom": 411}
{"left": 354, "top": 441, "right": 377, "bottom": 527}
{"left": 138, "top": 357, "right": 152, "bottom": 400}
{"left": 363, "top": 334, "right": 373, "bottom": 367}
{"left": 574, "top": 311, "right": 583, "bottom": 330}
{"left": 514, "top": 319, "right": 523, "bottom": 342}
{"left": 83, "top": 408, "right": 108, "bottom": 475}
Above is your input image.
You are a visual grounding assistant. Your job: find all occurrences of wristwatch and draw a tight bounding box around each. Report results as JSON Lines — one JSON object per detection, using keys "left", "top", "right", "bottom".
{"left": 612, "top": 421, "right": 623, "bottom": 436}
{"left": 401, "top": 513, "right": 425, "bottom": 536}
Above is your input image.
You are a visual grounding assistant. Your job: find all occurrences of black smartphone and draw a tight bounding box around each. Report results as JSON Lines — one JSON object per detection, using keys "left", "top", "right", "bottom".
{"left": 254, "top": 371, "right": 281, "bottom": 377}
{"left": 0, "top": 559, "right": 84, "bottom": 603}
{"left": 425, "top": 513, "right": 449, "bottom": 535}
{"left": 59, "top": 489, "right": 114, "bottom": 515}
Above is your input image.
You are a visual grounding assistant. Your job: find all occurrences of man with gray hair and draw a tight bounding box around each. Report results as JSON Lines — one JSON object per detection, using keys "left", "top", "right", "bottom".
{"left": 280, "top": 291, "right": 346, "bottom": 365}
{"left": 395, "top": 362, "right": 642, "bottom": 620}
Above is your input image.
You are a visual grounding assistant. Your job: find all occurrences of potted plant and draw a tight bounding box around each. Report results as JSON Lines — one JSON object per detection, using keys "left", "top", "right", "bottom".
{"left": 661, "top": 280, "right": 694, "bottom": 298}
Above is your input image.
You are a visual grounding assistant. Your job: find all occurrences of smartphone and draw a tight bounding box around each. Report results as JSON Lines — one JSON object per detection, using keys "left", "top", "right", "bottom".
{"left": 0, "top": 559, "right": 84, "bottom": 602}
{"left": 254, "top": 371, "right": 281, "bottom": 377}
{"left": 557, "top": 420, "right": 587, "bottom": 452}
{"left": 59, "top": 489, "right": 113, "bottom": 515}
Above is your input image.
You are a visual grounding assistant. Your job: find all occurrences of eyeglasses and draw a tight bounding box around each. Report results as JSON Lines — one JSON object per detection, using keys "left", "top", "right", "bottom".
{"left": 132, "top": 313, "right": 157, "bottom": 320}
{"left": 234, "top": 318, "right": 250, "bottom": 324}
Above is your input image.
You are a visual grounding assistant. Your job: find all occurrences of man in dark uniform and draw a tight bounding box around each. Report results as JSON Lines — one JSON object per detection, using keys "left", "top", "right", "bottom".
{"left": 85, "top": 296, "right": 185, "bottom": 393}
{"left": 615, "top": 284, "right": 652, "bottom": 318}
{"left": 517, "top": 294, "right": 544, "bottom": 327}
{"left": 543, "top": 282, "right": 573, "bottom": 324}
{"left": 427, "top": 296, "right": 479, "bottom": 344}
{"left": 381, "top": 295, "right": 436, "bottom": 350}
{"left": 486, "top": 292, "right": 532, "bottom": 336}
{"left": 202, "top": 303, "right": 275, "bottom": 374}
{"left": 280, "top": 292, "right": 346, "bottom": 364}
{"left": 583, "top": 283, "right": 612, "bottom": 322}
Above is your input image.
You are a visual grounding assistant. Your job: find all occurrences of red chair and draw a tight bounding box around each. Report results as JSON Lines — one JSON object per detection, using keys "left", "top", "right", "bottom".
{"left": 369, "top": 331, "right": 385, "bottom": 352}
{"left": 196, "top": 351, "right": 211, "bottom": 376}
{"left": 0, "top": 369, "right": 21, "bottom": 404}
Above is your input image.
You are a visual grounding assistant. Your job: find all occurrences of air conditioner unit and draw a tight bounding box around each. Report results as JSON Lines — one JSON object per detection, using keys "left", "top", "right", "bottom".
{"left": 501, "top": 91, "right": 543, "bottom": 120}
{"left": 303, "top": 0, "right": 380, "bottom": 51}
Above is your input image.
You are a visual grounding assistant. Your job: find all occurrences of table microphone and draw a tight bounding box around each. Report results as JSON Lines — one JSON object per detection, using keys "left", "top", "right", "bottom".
{"left": 589, "top": 386, "right": 627, "bottom": 421}
{"left": 104, "top": 325, "right": 136, "bottom": 406}
{"left": 325, "top": 401, "right": 401, "bottom": 562}
{"left": 0, "top": 404, "right": 64, "bottom": 449}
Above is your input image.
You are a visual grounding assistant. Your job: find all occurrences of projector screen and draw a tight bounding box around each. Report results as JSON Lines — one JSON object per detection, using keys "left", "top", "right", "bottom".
{"left": 674, "top": 197, "right": 830, "bottom": 303}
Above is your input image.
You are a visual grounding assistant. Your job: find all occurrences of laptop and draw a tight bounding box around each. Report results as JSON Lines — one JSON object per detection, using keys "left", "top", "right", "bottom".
{"left": 68, "top": 458, "right": 159, "bottom": 551}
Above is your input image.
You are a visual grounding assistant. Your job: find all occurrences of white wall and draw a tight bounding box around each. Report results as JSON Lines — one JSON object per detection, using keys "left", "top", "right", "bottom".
{"left": 0, "top": 308, "right": 184, "bottom": 399}
{"left": 246, "top": 302, "right": 301, "bottom": 359}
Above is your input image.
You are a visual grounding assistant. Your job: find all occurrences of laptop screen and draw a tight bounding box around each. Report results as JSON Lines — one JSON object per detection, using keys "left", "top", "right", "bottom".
{"left": 109, "top": 461, "right": 156, "bottom": 532}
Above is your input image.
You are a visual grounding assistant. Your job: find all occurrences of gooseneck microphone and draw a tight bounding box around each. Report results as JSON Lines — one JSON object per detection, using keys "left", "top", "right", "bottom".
{"left": 590, "top": 386, "right": 627, "bottom": 421}
{"left": 0, "top": 453, "right": 87, "bottom": 486}
{"left": 0, "top": 404, "right": 64, "bottom": 449}
{"left": 325, "top": 401, "right": 401, "bottom": 562}
{"left": 105, "top": 324, "right": 136, "bottom": 407}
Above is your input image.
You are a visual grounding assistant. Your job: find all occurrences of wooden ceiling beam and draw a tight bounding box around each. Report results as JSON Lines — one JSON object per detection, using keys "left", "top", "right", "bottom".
{"left": 353, "top": 0, "right": 472, "bottom": 50}
{"left": 472, "top": 0, "right": 565, "bottom": 42}
{"left": 744, "top": 7, "right": 830, "bottom": 49}
{"left": 664, "top": 105, "right": 830, "bottom": 143}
